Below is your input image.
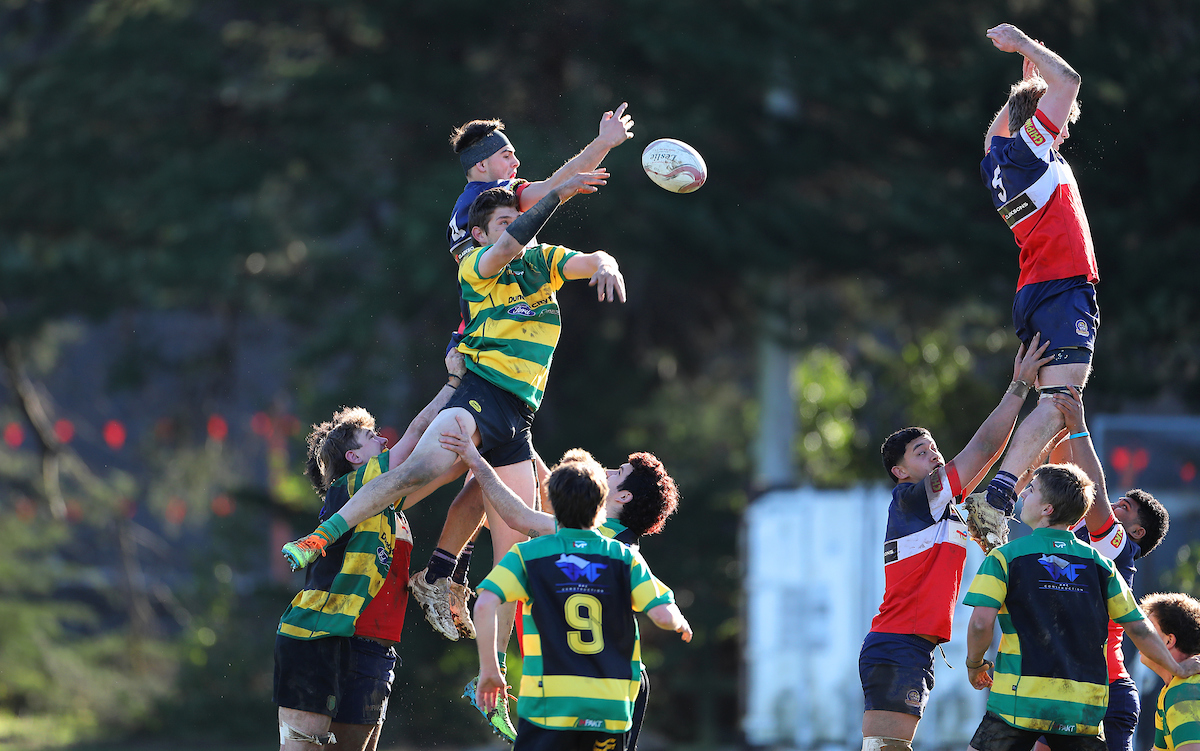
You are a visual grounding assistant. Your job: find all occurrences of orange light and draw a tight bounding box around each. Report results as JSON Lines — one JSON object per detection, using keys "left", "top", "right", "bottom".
{"left": 104, "top": 420, "right": 126, "bottom": 450}
{"left": 54, "top": 419, "right": 74, "bottom": 443}
{"left": 211, "top": 494, "right": 235, "bottom": 517}
{"left": 1182, "top": 462, "right": 1197, "bottom": 484}
{"left": 1110, "top": 446, "right": 1130, "bottom": 472}
{"left": 3, "top": 423, "right": 22, "bottom": 448}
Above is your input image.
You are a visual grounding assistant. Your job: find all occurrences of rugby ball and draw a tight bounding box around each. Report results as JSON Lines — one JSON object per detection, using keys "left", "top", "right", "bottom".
{"left": 641, "top": 138, "right": 707, "bottom": 194}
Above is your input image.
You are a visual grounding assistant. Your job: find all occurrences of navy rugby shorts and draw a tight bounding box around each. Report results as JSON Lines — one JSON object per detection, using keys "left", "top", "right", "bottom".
{"left": 443, "top": 370, "right": 534, "bottom": 467}
{"left": 858, "top": 632, "right": 936, "bottom": 717}
{"left": 1012, "top": 276, "right": 1098, "bottom": 361}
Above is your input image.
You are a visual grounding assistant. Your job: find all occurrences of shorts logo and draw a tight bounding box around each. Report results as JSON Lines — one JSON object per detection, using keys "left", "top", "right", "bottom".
{"left": 508, "top": 302, "right": 535, "bottom": 317}
{"left": 905, "top": 689, "right": 921, "bottom": 708}
{"left": 1024, "top": 119, "right": 1046, "bottom": 146}
{"left": 469, "top": 400, "right": 482, "bottom": 412}
{"left": 1075, "top": 319, "right": 1089, "bottom": 337}
{"left": 593, "top": 738, "right": 617, "bottom": 751}
{"left": 1112, "top": 527, "right": 1124, "bottom": 548}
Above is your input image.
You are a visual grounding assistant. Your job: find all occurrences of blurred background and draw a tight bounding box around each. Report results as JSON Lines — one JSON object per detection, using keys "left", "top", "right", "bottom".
{"left": 0, "top": 0, "right": 1197, "bottom": 748}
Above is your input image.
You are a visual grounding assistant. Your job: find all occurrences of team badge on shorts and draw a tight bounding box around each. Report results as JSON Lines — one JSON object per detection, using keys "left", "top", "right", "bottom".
{"left": 469, "top": 400, "right": 482, "bottom": 412}
{"left": 905, "top": 690, "right": 921, "bottom": 708}
{"left": 1076, "top": 319, "right": 1089, "bottom": 337}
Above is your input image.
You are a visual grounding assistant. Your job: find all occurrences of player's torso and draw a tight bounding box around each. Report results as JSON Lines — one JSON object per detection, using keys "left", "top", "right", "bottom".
{"left": 353, "top": 511, "right": 414, "bottom": 643}
{"left": 1072, "top": 517, "right": 1136, "bottom": 681}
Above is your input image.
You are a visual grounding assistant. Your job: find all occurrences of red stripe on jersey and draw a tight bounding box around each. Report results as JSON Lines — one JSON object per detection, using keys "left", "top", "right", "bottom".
{"left": 1035, "top": 109, "right": 1061, "bottom": 137}
{"left": 354, "top": 537, "right": 412, "bottom": 642}
{"left": 871, "top": 541, "right": 967, "bottom": 643}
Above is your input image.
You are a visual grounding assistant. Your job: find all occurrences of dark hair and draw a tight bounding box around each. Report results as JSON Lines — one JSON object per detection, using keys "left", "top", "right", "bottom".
{"left": 1141, "top": 592, "right": 1200, "bottom": 655}
{"left": 547, "top": 458, "right": 608, "bottom": 530}
{"left": 1034, "top": 463, "right": 1094, "bottom": 526}
{"left": 304, "top": 406, "right": 375, "bottom": 495}
{"left": 615, "top": 452, "right": 679, "bottom": 538}
{"left": 467, "top": 186, "right": 519, "bottom": 239}
{"left": 880, "top": 427, "right": 932, "bottom": 484}
{"left": 1126, "top": 488, "right": 1169, "bottom": 560}
{"left": 449, "top": 118, "right": 505, "bottom": 154}
{"left": 1006, "top": 77, "right": 1081, "bottom": 135}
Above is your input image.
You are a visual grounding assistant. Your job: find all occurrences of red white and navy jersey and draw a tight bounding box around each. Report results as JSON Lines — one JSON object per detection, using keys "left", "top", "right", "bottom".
{"left": 1071, "top": 512, "right": 1137, "bottom": 681}
{"left": 870, "top": 463, "right": 971, "bottom": 643}
{"left": 446, "top": 178, "right": 528, "bottom": 263}
{"left": 981, "top": 109, "right": 1099, "bottom": 291}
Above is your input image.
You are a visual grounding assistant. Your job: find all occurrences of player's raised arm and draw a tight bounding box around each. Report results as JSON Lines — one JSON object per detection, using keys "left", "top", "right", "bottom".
{"left": 562, "top": 250, "right": 625, "bottom": 303}
{"left": 1049, "top": 386, "right": 1115, "bottom": 532}
{"left": 474, "top": 170, "right": 607, "bottom": 279}
{"left": 951, "top": 335, "right": 1053, "bottom": 492}
{"left": 520, "top": 103, "right": 634, "bottom": 208}
{"left": 986, "top": 24, "right": 1080, "bottom": 132}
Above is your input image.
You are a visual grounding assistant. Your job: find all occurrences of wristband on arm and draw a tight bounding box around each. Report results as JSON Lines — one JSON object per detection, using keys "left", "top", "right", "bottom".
{"left": 313, "top": 513, "right": 349, "bottom": 545}
{"left": 506, "top": 190, "right": 561, "bottom": 246}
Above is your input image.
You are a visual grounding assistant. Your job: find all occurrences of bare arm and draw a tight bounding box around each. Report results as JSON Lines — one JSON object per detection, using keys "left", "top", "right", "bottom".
{"left": 647, "top": 603, "right": 693, "bottom": 642}
{"left": 439, "top": 418, "right": 556, "bottom": 537}
{"left": 473, "top": 591, "right": 506, "bottom": 712}
{"left": 519, "top": 103, "right": 634, "bottom": 208}
{"left": 987, "top": 25, "right": 1080, "bottom": 132}
{"left": 562, "top": 250, "right": 626, "bottom": 303}
{"left": 476, "top": 171, "right": 607, "bottom": 278}
{"left": 1051, "top": 387, "right": 1113, "bottom": 531}
{"left": 1126, "top": 618, "right": 1200, "bottom": 679}
{"left": 951, "top": 335, "right": 1052, "bottom": 484}
{"left": 966, "top": 606, "right": 998, "bottom": 689}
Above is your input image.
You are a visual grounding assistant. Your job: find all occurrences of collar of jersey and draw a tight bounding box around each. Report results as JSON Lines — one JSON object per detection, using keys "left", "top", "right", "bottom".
{"left": 555, "top": 527, "right": 605, "bottom": 540}
{"left": 1032, "top": 527, "right": 1077, "bottom": 540}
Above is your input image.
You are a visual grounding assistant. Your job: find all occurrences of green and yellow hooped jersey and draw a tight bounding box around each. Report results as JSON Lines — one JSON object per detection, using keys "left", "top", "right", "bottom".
{"left": 478, "top": 528, "right": 674, "bottom": 733}
{"left": 457, "top": 242, "right": 579, "bottom": 411}
{"left": 1156, "top": 674, "right": 1200, "bottom": 751}
{"left": 277, "top": 450, "right": 401, "bottom": 640}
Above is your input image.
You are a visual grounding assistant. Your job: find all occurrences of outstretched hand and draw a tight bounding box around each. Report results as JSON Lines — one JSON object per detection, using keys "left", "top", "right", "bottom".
{"left": 1013, "top": 333, "right": 1054, "bottom": 385}
{"left": 559, "top": 169, "right": 608, "bottom": 201}
{"left": 987, "top": 23, "right": 1032, "bottom": 54}
{"left": 588, "top": 254, "right": 626, "bottom": 303}
{"left": 598, "top": 102, "right": 635, "bottom": 149}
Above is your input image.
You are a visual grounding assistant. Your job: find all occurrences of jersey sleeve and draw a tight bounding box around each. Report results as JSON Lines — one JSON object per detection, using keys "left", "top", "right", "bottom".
{"left": 897, "top": 464, "right": 961, "bottom": 521}
{"left": 1165, "top": 681, "right": 1200, "bottom": 749}
{"left": 1087, "top": 511, "right": 1135, "bottom": 561}
{"left": 537, "top": 244, "right": 580, "bottom": 290}
{"left": 629, "top": 549, "right": 674, "bottom": 613}
{"left": 1016, "top": 109, "right": 1059, "bottom": 162}
{"left": 963, "top": 549, "right": 1009, "bottom": 609}
{"left": 1103, "top": 559, "right": 1144, "bottom": 624}
{"left": 477, "top": 545, "right": 529, "bottom": 604}
{"left": 347, "top": 450, "right": 390, "bottom": 496}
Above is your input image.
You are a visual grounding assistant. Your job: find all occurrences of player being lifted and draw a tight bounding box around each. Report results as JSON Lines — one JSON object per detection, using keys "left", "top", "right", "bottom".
{"left": 281, "top": 171, "right": 627, "bottom": 738}
{"left": 859, "top": 337, "right": 1052, "bottom": 751}
{"left": 966, "top": 24, "right": 1100, "bottom": 545}
{"left": 407, "top": 107, "right": 636, "bottom": 648}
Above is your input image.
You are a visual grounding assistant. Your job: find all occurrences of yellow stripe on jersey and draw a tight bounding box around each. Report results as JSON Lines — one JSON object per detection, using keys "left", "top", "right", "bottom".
{"left": 278, "top": 622, "right": 331, "bottom": 639}
{"left": 486, "top": 561, "right": 530, "bottom": 603}
{"left": 290, "top": 590, "right": 367, "bottom": 617}
{"left": 525, "top": 716, "right": 629, "bottom": 732}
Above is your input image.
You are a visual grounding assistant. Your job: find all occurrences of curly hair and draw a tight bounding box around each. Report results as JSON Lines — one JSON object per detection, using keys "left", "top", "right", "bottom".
{"left": 1126, "top": 488, "right": 1169, "bottom": 560}
{"left": 1141, "top": 592, "right": 1200, "bottom": 655}
{"left": 304, "top": 406, "right": 375, "bottom": 495}
{"left": 616, "top": 452, "right": 680, "bottom": 538}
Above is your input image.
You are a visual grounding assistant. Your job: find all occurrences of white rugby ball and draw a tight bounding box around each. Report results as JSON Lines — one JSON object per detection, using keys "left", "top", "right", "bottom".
{"left": 641, "top": 138, "right": 707, "bottom": 194}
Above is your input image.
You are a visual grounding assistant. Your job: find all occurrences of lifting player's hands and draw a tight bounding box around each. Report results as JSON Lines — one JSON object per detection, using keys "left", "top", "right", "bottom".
{"left": 1022, "top": 53, "right": 1040, "bottom": 81}
{"left": 439, "top": 414, "right": 483, "bottom": 469}
{"left": 1013, "top": 332, "right": 1054, "bottom": 387}
{"left": 445, "top": 347, "right": 467, "bottom": 378}
{"left": 1050, "top": 385, "right": 1085, "bottom": 435}
{"left": 558, "top": 169, "right": 609, "bottom": 201}
{"left": 1179, "top": 655, "right": 1200, "bottom": 678}
{"left": 597, "top": 102, "right": 635, "bottom": 149}
{"left": 987, "top": 23, "right": 1033, "bottom": 55}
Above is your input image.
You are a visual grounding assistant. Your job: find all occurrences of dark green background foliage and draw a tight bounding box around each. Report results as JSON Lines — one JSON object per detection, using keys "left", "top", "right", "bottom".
{"left": 0, "top": 0, "right": 1196, "bottom": 746}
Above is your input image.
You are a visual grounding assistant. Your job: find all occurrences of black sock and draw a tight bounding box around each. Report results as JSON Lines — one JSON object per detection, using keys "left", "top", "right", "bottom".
{"left": 452, "top": 542, "right": 474, "bottom": 585}
{"left": 985, "top": 471, "right": 1019, "bottom": 515}
{"left": 425, "top": 548, "right": 457, "bottom": 584}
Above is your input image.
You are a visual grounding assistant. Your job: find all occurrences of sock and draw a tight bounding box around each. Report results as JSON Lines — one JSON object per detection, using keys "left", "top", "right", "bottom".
{"left": 497, "top": 651, "right": 507, "bottom": 675}
{"left": 425, "top": 547, "right": 457, "bottom": 584}
{"left": 985, "top": 471, "right": 1019, "bottom": 515}
{"left": 313, "top": 513, "right": 349, "bottom": 544}
{"left": 452, "top": 543, "right": 474, "bottom": 585}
